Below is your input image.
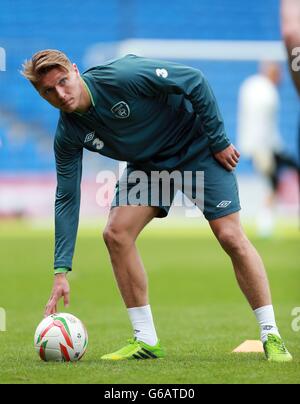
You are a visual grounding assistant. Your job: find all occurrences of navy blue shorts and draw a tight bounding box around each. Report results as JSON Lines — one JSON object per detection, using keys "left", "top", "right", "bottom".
{"left": 112, "top": 147, "right": 241, "bottom": 221}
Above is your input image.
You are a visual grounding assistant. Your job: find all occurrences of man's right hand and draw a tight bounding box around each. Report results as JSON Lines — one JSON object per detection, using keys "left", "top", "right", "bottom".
{"left": 44, "top": 273, "right": 70, "bottom": 317}
{"left": 214, "top": 144, "right": 240, "bottom": 171}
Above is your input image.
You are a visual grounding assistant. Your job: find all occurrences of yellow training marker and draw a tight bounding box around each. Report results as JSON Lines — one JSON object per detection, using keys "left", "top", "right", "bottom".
{"left": 233, "top": 340, "right": 264, "bottom": 353}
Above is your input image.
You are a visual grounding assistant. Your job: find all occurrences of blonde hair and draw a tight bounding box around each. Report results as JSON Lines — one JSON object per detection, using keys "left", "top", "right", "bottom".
{"left": 21, "top": 49, "right": 73, "bottom": 83}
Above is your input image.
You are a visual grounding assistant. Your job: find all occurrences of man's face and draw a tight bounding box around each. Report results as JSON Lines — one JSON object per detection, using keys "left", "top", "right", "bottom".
{"left": 36, "top": 64, "right": 83, "bottom": 113}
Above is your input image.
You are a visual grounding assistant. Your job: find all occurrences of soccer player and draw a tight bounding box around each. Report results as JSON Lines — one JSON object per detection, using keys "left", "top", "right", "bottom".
{"left": 22, "top": 50, "right": 292, "bottom": 362}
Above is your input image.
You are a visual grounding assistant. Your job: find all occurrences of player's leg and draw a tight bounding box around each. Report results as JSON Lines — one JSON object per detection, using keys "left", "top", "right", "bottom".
{"left": 209, "top": 212, "right": 292, "bottom": 362}
{"left": 196, "top": 149, "right": 272, "bottom": 309}
{"left": 196, "top": 148, "right": 292, "bottom": 361}
{"left": 252, "top": 151, "right": 277, "bottom": 237}
{"left": 209, "top": 212, "right": 271, "bottom": 310}
{"left": 103, "top": 205, "right": 160, "bottom": 309}
{"left": 274, "top": 151, "right": 300, "bottom": 172}
{"left": 102, "top": 205, "right": 165, "bottom": 360}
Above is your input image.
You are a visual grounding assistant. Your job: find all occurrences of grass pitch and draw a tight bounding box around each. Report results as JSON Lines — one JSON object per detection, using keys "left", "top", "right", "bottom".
{"left": 0, "top": 220, "right": 299, "bottom": 384}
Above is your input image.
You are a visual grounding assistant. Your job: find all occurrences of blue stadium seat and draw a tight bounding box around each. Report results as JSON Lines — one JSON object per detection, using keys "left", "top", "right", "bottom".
{"left": 0, "top": 0, "right": 298, "bottom": 172}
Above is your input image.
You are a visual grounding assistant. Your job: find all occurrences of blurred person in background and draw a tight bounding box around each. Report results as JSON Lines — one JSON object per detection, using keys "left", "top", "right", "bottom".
{"left": 237, "top": 62, "right": 299, "bottom": 237}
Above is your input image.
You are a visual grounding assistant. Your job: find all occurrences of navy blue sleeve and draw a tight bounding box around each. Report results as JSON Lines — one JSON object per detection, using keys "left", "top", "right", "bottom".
{"left": 119, "top": 56, "right": 231, "bottom": 154}
{"left": 54, "top": 120, "right": 83, "bottom": 270}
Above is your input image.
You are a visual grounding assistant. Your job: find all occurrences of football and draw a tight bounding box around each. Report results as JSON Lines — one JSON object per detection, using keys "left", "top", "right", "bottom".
{"left": 34, "top": 313, "right": 88, "bottom": 362}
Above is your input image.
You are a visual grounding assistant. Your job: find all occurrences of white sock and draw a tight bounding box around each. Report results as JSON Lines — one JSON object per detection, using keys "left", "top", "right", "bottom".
{"left": 127, "top": 305, "right": 158, "bottom": 346}
{"left": 254, "top": 305, "right": 281, "bottom": 343}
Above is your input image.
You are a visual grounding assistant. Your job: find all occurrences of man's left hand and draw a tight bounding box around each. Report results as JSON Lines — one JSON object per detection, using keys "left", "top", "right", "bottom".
{"left": 214, "top": 144, "right": 241, "bottom": 171}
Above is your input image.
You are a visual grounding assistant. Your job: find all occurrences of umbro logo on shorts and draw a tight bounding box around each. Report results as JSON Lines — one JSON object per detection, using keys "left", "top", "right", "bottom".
{"left": 217, "top": 201, "right": 232, "bottom": 208}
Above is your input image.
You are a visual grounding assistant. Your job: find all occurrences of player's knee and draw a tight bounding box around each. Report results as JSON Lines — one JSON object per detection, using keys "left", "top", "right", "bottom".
{"left": 216, "top": 227, "right": 249, "bottom": 257}
{"left": 103, "top": 224, "right": 133, "bottom": 251}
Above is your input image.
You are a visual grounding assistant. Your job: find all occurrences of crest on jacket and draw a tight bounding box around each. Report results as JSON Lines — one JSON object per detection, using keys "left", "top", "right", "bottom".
{"left": 111, "top": 101, "right": 130, "bottom": 119}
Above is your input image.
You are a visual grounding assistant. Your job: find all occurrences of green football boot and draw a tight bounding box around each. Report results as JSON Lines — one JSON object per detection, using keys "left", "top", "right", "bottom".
{"left": 101, "top": 338, "right": 165, "bottom": 361}
{"left": 263, "top": 334, "right": 293, "bottom": 363}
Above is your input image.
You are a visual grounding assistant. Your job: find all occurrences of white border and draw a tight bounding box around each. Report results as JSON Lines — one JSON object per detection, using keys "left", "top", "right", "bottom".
{"left": 85, "top": 39, "right": 288, "bottom": 68}
{"left": 118, "top": 39, "right": 287, "bottom": 61}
